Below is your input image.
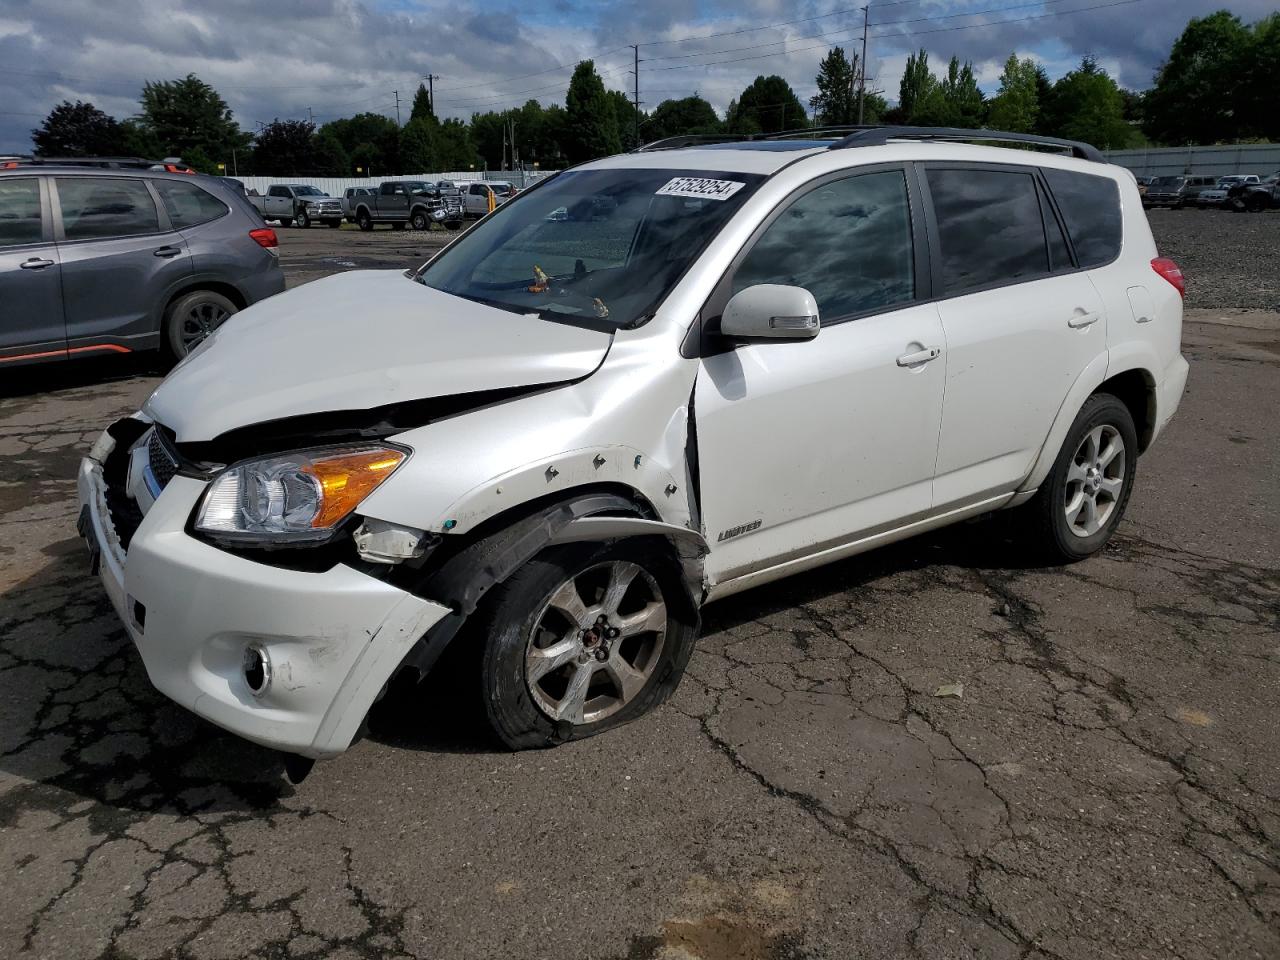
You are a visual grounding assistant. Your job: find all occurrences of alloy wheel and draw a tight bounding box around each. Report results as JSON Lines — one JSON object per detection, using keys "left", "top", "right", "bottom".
{"left": 524, "top": 561, "right": 667, "bottom": 725}
{"left": 180, "top": 301, "right": 231, "bottom": 352}
{"left": 1064, "top": 424, "right": 1125, "bottom": 537}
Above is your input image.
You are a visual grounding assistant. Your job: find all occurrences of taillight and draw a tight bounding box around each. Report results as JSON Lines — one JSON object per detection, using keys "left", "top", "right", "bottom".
{"left": 1151, "top": 257, "right": 1184, "bottom": 298}
{"left": 1, "top": 161, "right": 18, "bottom": 169}
{"left": 249, "top": 227, "right": 278, "bottom": 249}
{"left": 163, "top": 163, "right": 196, "bottom": 175}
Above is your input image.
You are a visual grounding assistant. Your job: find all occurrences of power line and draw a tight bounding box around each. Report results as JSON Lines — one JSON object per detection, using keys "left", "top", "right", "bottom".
{"left": 638, "top": 0, "right": 926, "bottom": 47}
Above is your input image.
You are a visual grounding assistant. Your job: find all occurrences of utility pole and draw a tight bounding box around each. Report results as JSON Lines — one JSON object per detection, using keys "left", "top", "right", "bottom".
{"left": 632, "top": 44, "right": 641, "bottom": 147}
{"left": 307, "top": 106, "right": 314, "bottom": 125}
{"left": 857, "top": 5, "right": 870, "bottom": 125}
{"left": 423, "top": 74, "right": 439, "bottom": 113}
{"left": 394, "top": 90, "right": 401, "bottom": 127}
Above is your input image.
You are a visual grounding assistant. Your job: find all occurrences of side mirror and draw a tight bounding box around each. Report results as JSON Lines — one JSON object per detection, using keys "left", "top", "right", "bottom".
{"left": 720, "top": 284, "right": 820, "bottom": 340}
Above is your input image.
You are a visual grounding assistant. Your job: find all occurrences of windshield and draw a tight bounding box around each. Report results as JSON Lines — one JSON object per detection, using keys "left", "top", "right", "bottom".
{"left": 1152, "top": 177, "right": 1184, "bottom": 188}
{"left": 292, "top": 186, "right": 326, "bottom": 196}
{"left": 404, "top": 181, "right": 430, "bottom": 194}
{"left": 416, "top": 168, "right": 763, "bottom": 329}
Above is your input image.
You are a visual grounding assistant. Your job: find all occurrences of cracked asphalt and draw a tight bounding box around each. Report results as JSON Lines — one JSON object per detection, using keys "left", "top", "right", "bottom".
{"left": 1, "top": 225, "right": 1278, "bottom": 960}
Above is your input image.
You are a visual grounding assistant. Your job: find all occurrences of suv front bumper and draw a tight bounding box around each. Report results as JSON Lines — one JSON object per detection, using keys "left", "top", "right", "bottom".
{"left": 77, "top": 448, "right": 450, "bottom": 759}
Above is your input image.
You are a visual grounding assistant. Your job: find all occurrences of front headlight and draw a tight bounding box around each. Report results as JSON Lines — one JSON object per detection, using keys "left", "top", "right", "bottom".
{"left": 195, "top": 445, "right": 407, "bottom": 544}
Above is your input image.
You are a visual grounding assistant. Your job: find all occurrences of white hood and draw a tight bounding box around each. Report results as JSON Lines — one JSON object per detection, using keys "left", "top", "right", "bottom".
{"left": 144, "top": 271, "right": 612, "bottom": 442}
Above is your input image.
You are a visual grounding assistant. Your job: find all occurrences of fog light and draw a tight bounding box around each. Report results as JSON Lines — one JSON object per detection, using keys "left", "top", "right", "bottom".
{"left": 242, "top": 644, "right": 271, "bottom": 696}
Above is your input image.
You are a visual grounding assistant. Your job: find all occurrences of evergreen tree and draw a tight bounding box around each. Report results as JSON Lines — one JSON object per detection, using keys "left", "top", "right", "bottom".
{"left": 726, "top": 75, "right": 807, "bottom": 134}
{"left": 139, "top": 74, "right": 250, "bottom": 162}
{"left": 987, "top": 55, "right": 1040, "bottom": 132}
{"left": 32, "top": 101, "right": 124, "bottom": 156}
{"left": 897, "top": 50, "right": 936, "bottom": 121}
{"left": 410, "top": 82, "right": 436, "bottom": 124}
{"left": 563, "top": 61, "right": 622, "bottom": 162}
{"left": 810, "top": 48, "right": 858, "bottom": 125}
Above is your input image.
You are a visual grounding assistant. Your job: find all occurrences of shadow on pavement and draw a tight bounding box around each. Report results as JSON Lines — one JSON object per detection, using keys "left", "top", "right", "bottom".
{"left": 0, "top": 353, "right": 163, "bottom": 400}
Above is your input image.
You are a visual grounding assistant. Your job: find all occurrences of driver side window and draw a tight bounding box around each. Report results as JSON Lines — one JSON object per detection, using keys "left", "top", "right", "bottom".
{"left": 733, "top": 170, "right": 916, "bottom": 323}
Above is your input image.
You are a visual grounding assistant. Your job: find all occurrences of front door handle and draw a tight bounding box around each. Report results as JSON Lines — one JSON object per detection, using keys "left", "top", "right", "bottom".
{"left": 1068, "top": 311, "right": 1100, "bottom": 329}
{"left": 153, "top": 246, "right": 182, "bottom": 258}
{"left": 20, "top": 257, "right": 54, "bottom": 270}
{"left": 896, "top": 346, "right": 941, "bottom": 367}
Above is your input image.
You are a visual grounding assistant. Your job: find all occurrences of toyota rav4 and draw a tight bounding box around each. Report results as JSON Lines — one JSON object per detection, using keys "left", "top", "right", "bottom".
{"left": 77, "top": 127, "right": 1189, "bottom": 773}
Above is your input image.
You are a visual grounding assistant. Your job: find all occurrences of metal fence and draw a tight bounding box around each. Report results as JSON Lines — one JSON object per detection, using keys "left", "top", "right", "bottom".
{"left": 228, "top": 169, "right": 557, "bottom": 196}
{"left": 1102, "top": 144, "right": 1280, "bottom": 178}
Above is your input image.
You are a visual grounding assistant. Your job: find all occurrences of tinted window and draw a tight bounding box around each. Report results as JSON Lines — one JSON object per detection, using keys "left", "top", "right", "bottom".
{"left": 268, "top": 186, "right": 288, "bottom": 198}
{"left": 1040, "top": 184, "right": 1073, "bottom": 271}
{"left": 1043, "top": 169, "right": 1122, "bottom": 268}
{"left": 927, "top": 168, "right": 1047, "bottom": 293}
{"left": 734, "top": 170, "right": 916, "bottom": 320}
{"left": 56, "top": 178, "right": 160, "bottom": 240}
{"left": 153, "top": 180, "right": 228, "bottom": 228}
{"left": 0, "top": 178, "right": 43, "bottom": 247}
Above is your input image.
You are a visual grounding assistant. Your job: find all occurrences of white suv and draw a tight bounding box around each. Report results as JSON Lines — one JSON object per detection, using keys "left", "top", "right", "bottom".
{"left": 77, "top": 128, "right": 1189, "bottom": 771}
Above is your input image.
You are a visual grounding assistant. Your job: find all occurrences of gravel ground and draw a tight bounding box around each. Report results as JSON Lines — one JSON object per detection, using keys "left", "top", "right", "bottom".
{"left": 1146, "top": 206, "right": 1280, "bottom": 311}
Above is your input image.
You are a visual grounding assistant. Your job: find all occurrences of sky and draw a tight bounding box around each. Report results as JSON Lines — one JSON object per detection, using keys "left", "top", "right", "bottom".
{"left": 0, "top": 0, "right": 1270, "bottom": 154}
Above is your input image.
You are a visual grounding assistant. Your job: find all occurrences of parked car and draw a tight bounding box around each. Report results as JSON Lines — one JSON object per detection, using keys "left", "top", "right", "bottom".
{"left": 0, "top": 161, "right": 284, "bottom": 367}
{"left": 77, "top": 127, "right": 1187, "bottom": 774}
{"left": 1228, "top": 171, "right": 1280, "bottom": 212}
{"left": 1142, "top": 174, "right": 1217, "bottom": 208}
{"left": 351, "top": 180, "right": 464, "bottom": 231}
{"left": 1196, "top": 175, "right": 1260, "bottom": 207}
{"left": 342, "top": 186, "right": 374, "bottom": 222}
{"left": 249, "top": 184, "right": 343, "bottom": 227}
{"left": 460, "top": 180, "right": 514, "bottom": 217}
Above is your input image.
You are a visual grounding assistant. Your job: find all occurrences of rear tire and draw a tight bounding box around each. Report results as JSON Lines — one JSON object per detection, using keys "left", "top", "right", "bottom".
{"left": 162, "top": 290, "right": 238, "bottom": 362}
{"left": 477, "top": 539, "right": 698, "bottom": 750}
{"left": 1022, "top": 393, "right": 1138, "bottom": 563}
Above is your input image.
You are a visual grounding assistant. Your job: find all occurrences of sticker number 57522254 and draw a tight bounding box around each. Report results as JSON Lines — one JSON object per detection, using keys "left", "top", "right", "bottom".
{"left": 655, "top": 177, "right": 747, "bottom": 201}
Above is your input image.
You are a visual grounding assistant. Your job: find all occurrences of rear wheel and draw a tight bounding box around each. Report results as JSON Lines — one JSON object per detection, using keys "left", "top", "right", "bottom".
{"left": 1023, "top": 393, "right": 1137, "bottom": 563}
{"left": 356, "top": 210, "right": 373, "bottom": 231}
{"left": 477, "top": 540, "right": 697, "bottom": 750}
{"left": 1246, "top": 194, "right": 1269, "bottom": 213}
{"left": 163, "top": 290, "right": 238, "bottom": 361}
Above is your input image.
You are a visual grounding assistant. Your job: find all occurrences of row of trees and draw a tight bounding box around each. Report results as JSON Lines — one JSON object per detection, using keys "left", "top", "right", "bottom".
{"left": 28, "top": 10, "right": 1278, "bottom": 174}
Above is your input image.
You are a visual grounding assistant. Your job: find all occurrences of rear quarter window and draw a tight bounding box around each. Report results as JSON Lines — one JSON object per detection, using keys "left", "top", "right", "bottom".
{"left": 1042, "top": 169, "right": 1122, "bottom": 268}
{"left": 153, "top": 180, "right": 229, "bottom": 229}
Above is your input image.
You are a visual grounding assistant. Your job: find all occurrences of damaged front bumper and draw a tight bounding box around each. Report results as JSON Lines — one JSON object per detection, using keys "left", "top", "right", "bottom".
{"left": 77, "top": 442, "right": 451, "bottom": 759}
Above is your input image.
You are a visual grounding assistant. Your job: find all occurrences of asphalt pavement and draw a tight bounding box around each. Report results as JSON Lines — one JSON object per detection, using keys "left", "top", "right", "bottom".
{"left": 1, "top": 221, "right": 1277, "bottom": 960}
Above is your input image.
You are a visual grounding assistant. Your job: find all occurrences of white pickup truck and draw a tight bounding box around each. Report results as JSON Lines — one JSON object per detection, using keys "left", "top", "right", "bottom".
{"left": 249, "top": 184, "right": 343, "bottom": 228}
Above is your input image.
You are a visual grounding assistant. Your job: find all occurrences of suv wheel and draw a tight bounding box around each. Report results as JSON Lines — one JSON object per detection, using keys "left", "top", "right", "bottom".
{"left": 163, "top": 290, "right": 238, "bottom": 361}
{"left": 295, "top": 208, "right": 310, "bottom": 228}
{"left": 356, "top": 210, "right": 373, "bottom": 231}
{"left": 410, "top": 210, "right": 429, "bottom": 231}
{"left": 477, "top": 540, "right": 697, "bottom": 750}
{"left": 1024, "top": 393, "right": 1137, "bottom": 563}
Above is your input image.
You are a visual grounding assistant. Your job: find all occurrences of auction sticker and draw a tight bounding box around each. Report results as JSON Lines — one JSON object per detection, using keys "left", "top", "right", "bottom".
{"left": 655, "top": 177, "right": 746, "bottom": 201}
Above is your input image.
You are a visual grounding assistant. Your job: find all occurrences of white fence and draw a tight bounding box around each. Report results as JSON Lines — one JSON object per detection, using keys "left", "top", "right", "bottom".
{"left": 1103, "top": 143, "right": 1280, "bottom": 178}
{"left": 228, "top": 169, "right": 557, "bottom": 195}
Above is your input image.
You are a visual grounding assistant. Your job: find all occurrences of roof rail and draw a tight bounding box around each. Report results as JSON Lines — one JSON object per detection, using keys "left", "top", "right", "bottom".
{"left": 5, "top": 156, "right": 197, "bottom": 172}
{"left": 827, "top": 126, "right": 1104, "bottom": 162}
{"left": 634, "top": 134, "right": 754, "bottom": 152}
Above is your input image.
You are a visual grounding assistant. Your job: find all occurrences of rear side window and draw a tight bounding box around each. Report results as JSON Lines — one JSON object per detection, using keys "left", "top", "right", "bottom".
{"left": 1043, "top": 169, "right": 1122, "bottom": 268}
{"left": 56, "top": 177, "right": 160, "bottom": 241}
{"left": 927, "top": 168, "right": 1047, "bottom": 293}
{"left": 734, "top": 170, "right": 916, "bottom": 321}
{"left": 152, "top": 180, "right": 228, "bottom": 228}
{"left": 0, "top": 178, "right": 43, "bottom": 246}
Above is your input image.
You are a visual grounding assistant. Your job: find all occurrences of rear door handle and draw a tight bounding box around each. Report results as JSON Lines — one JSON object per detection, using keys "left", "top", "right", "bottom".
{"left": 896, "top": 346, "right": 941, "bottom": 367}
{"left": 1068, "top": 311, "right": 1100, "bottom": 328}
{"left": 20, "top": 257, "right": 54, "bottom": 270}
{"left": 153, "top": 246, "right": 182, "bottom": 258}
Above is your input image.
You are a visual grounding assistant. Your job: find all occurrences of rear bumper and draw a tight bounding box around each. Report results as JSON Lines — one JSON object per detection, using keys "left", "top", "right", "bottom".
{"left": 1152, "top": 353, "right": 1190, "bottom": 445}
{"left": 77, "top": 447, "right": 450, "bottom": 759}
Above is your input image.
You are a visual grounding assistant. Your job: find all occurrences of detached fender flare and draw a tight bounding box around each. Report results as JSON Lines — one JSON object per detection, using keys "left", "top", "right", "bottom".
{"left": 1018, "top": 351, "right": 1110, "bottom": 494}
{"left": 381, "top": 492, "right": 706, "bottom": 696}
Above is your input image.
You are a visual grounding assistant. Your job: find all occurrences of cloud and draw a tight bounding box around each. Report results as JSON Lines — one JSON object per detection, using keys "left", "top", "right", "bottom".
{"left": 1, "top": 0, "right": 1270, "bottom": 153}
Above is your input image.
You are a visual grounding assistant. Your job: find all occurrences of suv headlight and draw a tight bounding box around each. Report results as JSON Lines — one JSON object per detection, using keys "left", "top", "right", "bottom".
{"left": 195, "top": 445, "right": 407, "bottom": 544}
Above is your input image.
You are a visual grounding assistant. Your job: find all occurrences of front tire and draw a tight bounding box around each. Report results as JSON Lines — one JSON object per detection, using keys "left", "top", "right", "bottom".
{"left": 477, "top": 540, "right": 698, "bottom": 750}
{"left": 410, "top": 210, "right": 429, "bottom": 231}
{"left": 356, "top": 210, "right": 373, "bottom": 231}
{"left": 1024, "top": 393, "right": 1138, "bottom": 563}
{"left": 295, "top": 207, "right": 310, "bottom": 228}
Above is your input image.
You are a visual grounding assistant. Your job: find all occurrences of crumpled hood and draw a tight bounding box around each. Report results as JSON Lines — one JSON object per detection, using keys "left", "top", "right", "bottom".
{"left": 145, "top": 270, "right": 612, "bottom": 442}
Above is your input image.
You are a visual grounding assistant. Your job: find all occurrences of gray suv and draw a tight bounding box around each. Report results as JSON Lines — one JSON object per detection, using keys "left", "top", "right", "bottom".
{"left": 0, "top": 163, "right": 285, "bottom": 367}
